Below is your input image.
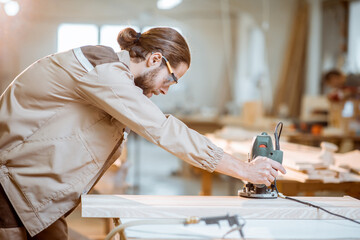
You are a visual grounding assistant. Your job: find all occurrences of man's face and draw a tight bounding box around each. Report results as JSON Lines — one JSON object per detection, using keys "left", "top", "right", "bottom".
{"left": 134, "top": 62, "right": 188, "bottom": 98}
{"left": 328, "top": 75, "right": 345, "bottom": 89}
{"left": 134, "top": 67, "right": 161, "bottom": 97}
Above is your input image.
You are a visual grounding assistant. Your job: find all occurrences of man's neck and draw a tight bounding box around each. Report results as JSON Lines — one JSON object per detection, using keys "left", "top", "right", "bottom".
{"left": 129, "top": 58, "right": 146, "bottom": 79}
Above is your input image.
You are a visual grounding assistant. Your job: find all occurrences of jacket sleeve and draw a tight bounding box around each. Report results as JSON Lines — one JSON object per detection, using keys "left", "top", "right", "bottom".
{"left": 74, "top": 63, "right": 223, "bottom": 172}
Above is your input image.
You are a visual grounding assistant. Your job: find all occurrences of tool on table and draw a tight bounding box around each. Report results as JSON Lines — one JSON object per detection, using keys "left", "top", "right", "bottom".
{"left": 105, "top": 214, "right": 246, "bottom": 240}
{"left": 201, "top": 214, "right": 245, "bottom": 239}
{"left": 238, "top": 122, "right": 283, "bottom": 199}
{"left": 235, "top": 123, "right": 360, "bottom": 225}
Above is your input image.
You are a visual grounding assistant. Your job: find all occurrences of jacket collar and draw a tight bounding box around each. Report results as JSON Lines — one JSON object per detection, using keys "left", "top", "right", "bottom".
{"left": 117, "top": 50, "right": 131, "bottom": 69}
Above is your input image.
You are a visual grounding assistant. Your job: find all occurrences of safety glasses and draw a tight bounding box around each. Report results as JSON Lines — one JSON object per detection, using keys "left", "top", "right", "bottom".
{"left": 162, "top": 56, "right": 178, "bottom": 86}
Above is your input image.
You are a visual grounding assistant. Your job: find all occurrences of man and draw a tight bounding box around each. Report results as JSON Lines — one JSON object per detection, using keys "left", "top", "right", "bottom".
{"left": 0, "top": 27, "right": 286, "bottom": 239}
{"left": 323, "top": 69, "right": 360, "bottom": 101}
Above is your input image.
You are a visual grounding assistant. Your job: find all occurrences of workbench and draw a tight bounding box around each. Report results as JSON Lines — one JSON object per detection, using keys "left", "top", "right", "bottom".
{"left": 81, "top": 194, "right": 360, "bottom": 239}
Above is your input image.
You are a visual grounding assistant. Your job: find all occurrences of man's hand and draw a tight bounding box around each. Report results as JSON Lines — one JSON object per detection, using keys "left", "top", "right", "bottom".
{"left": 244, "top": 156, "right": 286, "bottom": 186}
{"left": 214, "top": 153, "right": 286, "bottom": 186}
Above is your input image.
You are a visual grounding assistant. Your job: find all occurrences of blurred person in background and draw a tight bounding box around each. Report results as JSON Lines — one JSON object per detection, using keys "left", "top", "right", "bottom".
{"left": 322, "top": 69, "right": 360, "bottom": 101}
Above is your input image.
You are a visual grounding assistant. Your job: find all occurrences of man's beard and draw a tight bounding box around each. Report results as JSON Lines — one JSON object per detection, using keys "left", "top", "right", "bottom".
{"left": 134, "top": 67, "right": 161, "bottom": 96}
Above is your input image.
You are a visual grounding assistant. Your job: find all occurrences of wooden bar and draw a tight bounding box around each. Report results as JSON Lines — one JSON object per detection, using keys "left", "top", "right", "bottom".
{"left": 82, "top": 195, "right": 360, "bottom": 240}
{"left": 82, "top": 195, "right": 360, "bottom": 220}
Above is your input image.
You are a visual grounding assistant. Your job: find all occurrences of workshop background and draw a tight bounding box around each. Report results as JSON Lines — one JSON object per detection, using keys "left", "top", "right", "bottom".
{"left": 1, "top": 0, "right": 360, "bottom": 239}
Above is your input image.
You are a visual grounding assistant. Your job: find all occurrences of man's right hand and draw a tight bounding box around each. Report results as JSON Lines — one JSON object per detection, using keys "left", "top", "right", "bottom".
{"left": 214, "top": 152, "right": 286, "bottom": 186}
{"left": 244, "top": 156, "right": 286, "bottom": 186}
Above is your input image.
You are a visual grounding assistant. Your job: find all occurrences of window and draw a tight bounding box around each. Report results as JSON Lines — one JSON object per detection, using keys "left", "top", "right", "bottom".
{"left": 347, "top": 1, "right": 360, "bottom": 73}
{"left": 57, "top": 24, "right": 182, "bottom": 54}
{"left": 57, "top": 24, "right": 98, "bottom": 52}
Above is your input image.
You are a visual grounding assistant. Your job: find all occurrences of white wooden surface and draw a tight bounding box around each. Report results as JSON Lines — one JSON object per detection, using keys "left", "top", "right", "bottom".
{"left": 82, "top": 195, "right": 360, "bottom": 220}
{"left": 81, "top": 195, "right": 360, "bottom": 239}
{"left": 81, "top": 195, "right": 360, "bottom": 219}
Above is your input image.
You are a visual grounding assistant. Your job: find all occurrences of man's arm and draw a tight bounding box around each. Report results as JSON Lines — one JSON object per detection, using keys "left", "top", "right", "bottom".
{"left": 75, "top": 64, "right": 285, "bottom": 184}
{"left": 74, "top": 64, "right": 222, "bottom": 172}
{"left": 215, "top": 152, "right": 287, "bottom": 186}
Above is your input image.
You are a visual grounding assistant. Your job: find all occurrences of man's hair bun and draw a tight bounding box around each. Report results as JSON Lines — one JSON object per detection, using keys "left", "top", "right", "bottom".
{"left": 117, "top": 28, "right": 138, "bottom": 49}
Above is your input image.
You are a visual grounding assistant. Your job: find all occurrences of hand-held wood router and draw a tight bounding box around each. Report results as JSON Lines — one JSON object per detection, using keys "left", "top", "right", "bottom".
{"left": 238, "top": 122, "right": 283, "bottom": 199}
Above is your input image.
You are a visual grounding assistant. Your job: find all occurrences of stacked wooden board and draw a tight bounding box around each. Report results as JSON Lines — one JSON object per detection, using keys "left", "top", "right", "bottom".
{"left": 207, "top": 131, "right": 360, "bottom": 184}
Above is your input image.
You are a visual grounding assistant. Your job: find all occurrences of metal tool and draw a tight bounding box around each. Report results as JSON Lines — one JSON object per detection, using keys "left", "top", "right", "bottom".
{"left": 105, "top": 214, "right": 246, "bottom": 240}
{"left": 201, "top": 214, "right": 245, "bottom": 239}
{"left": 238, "top": 122, "right": 284, "bottom": 199}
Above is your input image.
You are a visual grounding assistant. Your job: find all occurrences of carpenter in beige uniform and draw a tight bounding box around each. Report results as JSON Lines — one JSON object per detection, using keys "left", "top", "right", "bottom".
{"left": 0, "top": 27, "right": 286, "bottom": 239}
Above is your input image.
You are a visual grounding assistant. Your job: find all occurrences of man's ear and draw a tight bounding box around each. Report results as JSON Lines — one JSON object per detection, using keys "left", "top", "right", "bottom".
{"left": 147, "top": 52, "right": 163, "bottom": 67}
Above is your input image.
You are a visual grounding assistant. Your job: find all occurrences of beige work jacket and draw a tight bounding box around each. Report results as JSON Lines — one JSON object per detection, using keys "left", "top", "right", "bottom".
{"left": 0, "top": 46, "right": 223, "bottom": 236}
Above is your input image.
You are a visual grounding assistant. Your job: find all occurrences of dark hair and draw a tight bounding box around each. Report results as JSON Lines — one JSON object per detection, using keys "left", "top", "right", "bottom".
{"left": 323, "top": 69, "right": 342, "bottom": 84}
{"left": 117, "top": 27, "right": 191, "bottom": 68}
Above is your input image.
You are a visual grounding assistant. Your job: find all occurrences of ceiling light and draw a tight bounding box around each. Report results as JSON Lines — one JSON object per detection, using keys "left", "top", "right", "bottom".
{"left": 157, "top": 0, "right": 182, "bottom": 10}
{"left": 4, "top": 0, "right": 19, "bottom": 16}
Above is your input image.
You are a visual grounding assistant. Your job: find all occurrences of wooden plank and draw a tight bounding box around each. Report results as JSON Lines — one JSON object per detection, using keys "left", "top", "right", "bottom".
{"left": 277, "top": 168, "right": 310, "bottom": 182}
{"left": 335, "top": 150, "right": 360, "bottom": 174}
{"left": 208, "top": 135, "right": 360, "bottom": 183}
{"left": 82, "top": 195, "right": 360, "bottom": 220}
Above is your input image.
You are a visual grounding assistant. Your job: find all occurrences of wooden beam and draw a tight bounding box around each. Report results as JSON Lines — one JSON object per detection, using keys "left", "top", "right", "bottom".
{"left": 82, "top": 195, "right": 360, "bottom": 220}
